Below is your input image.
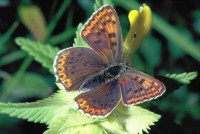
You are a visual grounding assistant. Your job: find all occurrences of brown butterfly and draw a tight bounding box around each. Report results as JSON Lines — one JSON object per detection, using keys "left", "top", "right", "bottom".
{"left": 53, "top": 5, "right": 165, "bottom": 118}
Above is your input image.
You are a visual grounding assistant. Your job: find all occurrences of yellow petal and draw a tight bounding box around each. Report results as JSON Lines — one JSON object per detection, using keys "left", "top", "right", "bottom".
{"left": 123, "top": 4, "right": 152, "bottom": 63}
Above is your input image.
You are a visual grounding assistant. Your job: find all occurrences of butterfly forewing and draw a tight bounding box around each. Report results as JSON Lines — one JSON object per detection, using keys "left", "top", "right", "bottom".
{"left": 53, "top": 47, "right": 106, "bottom": 91}
{"left": 81, "top": 5, "right": 123, "bottom": 64}
{"left": 75, "top": 79, "right": 121, "bottom": 117}
{"left": 119, "top": 69, "right": 166, "bottom": 105}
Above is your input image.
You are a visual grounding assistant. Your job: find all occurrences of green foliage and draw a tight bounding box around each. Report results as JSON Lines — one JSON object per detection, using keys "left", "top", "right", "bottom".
{"left": 139, "top": 34, "right": 161, "bottom": 74}
{"left": 0, "top": 21, "right": 19, "bottom": 48}
{"left": 0, "top": 0, "right": 199, "bottom": 133}
{"left": 45, "top": 0, "right": 71, "bottom": 41}
{"left": 94, "top": 0, "right": 114, "bottom": 10}
{"left": 114, "top": 0, "right": 200, "bottom": 62}
{"left": 0, "top": 89, "right": 79, "bottom": 124}
{"left": 0, "top": 50, "right": 26, "bottom": 67}
{"left": 165, "top": 72, "right": 198, "bottom": 84}
{"left": 73, "top": 23, "right": 89, "bottom": 48}
{"left": 0, "top": 87, "right": 161, "bottom": 134}
{"left": 108, "top": 104, "right": 161, "bottom": 134}
{"left": 15, "top": 38, "right": 60, "bottom": 73}
{"left": 1, "top": 72, "right": 50, "bottom": 100}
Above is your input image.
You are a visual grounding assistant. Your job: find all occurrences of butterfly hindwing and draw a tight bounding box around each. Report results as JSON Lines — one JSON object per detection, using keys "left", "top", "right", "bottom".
{"left": 81, "top": 5, "right": 123, "bottom": 64}
{"left": 119, "top": 69, "right": 166, "bottom": 105}
{"left": 53, "top": 47, "right": 106, "bottom": 91}
{"left": 75, "top": 79, "right": 121, "bottom": 117}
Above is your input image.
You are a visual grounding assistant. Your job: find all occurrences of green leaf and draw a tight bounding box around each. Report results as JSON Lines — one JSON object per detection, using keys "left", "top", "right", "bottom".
{"left": 73, "top": 23, "right": 89, "bottom": 48}
{"left": 15, "top": 37, "right": 60, "bottom": 73}
{"left": 44, "top": 109, "right": 102, "bottom": 134}
{"left": 140, "top": 34, "right": 161, "bottom": 70}
{"left": 0, "top": 50, "right": 26, "bottom": 67}
{"left": 0, "top": 86, "right": 162, "bottom": 134}
{"left": 94, "top": 0, "right": 114, "bottom": 10}
{"left": 165, "top": 72, "right": 198, "bottom": 84}
{"left": 0, "top": 89, "right": 79, "bottom": 125}
{"left": 115, "top": 104, "right": 161, "bottom": 134}
{"left": 0, "top": 20, "right": 19, "bottom": 50}
{"left": 99, "top": 116, "right": 124, "bottom": 134}
{"left": 1, "top": 72, "right": 50, "bottom": 100}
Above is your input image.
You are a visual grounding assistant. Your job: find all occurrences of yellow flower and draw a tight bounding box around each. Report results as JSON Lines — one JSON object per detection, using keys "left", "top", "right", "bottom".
{"left": 123, "top": 4, "right": 152, "bottom": 64}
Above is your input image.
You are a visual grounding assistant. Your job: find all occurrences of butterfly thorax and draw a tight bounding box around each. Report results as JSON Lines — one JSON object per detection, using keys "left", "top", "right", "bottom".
{"left": 103, "top": 64, "right": 128, "bottom": 79}
{"left": 79, "top": 64, "right": 128, "bottom": 92}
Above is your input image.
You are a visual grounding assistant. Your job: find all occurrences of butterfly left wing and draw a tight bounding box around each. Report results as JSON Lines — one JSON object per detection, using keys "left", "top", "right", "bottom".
{"left": 119, "top": 69, "right": 166, "bottom": 105}
{"left": 81, "top": 5, "right": 123, "bottom": 64}
{"left": 53, "top": 47, "right": 107, "bottom": 91}
{"left": 75, "top": 79, "right": 121, "bottom": 117}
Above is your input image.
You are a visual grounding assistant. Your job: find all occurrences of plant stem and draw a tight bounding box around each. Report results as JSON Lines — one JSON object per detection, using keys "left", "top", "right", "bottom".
{"left": 49, "top": 27, "right": 76, "bottom": 45}
{"left": 45, "top": 0, "right": 71, "bottom": 42}
{"left": 0, "top": 20, "right": 19, "bottom": 48}
{"left": 0, "top": 56, "right": 33, "bottom": 101}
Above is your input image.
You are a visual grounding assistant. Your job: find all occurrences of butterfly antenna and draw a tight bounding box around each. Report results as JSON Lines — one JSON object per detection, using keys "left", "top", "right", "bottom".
{"left": 124, "top": 33, "right": 137, "bottom": 65}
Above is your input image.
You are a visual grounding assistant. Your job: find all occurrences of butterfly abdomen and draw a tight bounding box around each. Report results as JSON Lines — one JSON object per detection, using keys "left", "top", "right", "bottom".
{"left": 79, "top": 74, "right": 105, "bottom": 92}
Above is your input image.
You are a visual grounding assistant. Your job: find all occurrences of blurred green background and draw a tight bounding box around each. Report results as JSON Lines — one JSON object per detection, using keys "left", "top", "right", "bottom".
{"left": 0, "top": 0, "right": 199, "bottom": 134}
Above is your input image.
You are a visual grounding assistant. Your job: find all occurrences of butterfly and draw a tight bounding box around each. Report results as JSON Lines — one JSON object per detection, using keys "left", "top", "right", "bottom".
{"left": 53, "top": 5, "right": 166, "bottom": 118}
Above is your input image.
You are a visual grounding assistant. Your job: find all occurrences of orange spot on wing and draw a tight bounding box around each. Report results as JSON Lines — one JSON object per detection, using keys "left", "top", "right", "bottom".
{"left": 142, "top": 81, "right": 151, "bottom": 89}
{"left": 88, "top": 108, "right": 95, "bottom": 114}
{"left": 62, "top": 79, "right": 72, "bottom": 88}
{"left": 100, "top": 109, "right": 106, "bottom": 114}
{"left": 82, "top": 30, "right": 89, "bottom": 36}
{"left": 106, "top": 8, "right": 112, "bottom": 13}
{"left": 59, "top": 73, "right": 66, "bottom": 80}
{"left": 77, "top": 98, "right": 87, "bottom": 106}
{"left": 57, "top": 60, "right": 65, "bottom": 66}
{"left": 94, "top": 109, "right": 101, "bottom": 115}
{"left": 57, "top": 66, "right": 64, "bottom": 73}
{"left": 141, "top": 90, "right": 145, "bottom": 95}
{"left": 82, "top": 105, "right": 89, "bottom": 111}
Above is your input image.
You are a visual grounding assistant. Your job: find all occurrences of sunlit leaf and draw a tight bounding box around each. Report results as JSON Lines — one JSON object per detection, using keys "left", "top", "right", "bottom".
{"left": 73, "top": 23, "right": 89, "bottom": 48}
{"left": 165, "top": 72, "right": 198, "bottom": 84}
{"left": 15, "top": 37, "right": 59, "bottom": 73}
{"left": 94, "top": 0, "right": 114, "bottom": 10}
{"left": 0, "top": 89, "right": 78, "bottom": 125}
{"left": 115, "top": 104, "right": 161, "bottom": 134}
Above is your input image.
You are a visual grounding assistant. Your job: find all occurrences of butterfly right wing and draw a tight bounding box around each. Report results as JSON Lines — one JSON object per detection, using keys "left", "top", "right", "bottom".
{"left": 81, "top": 5, "right": 123, "bottom": 64}
{"left": 75, "top": 79, "right": 121, "bottom": 117}
{"left": 53, "top": 47, "right": 106, "bottom": 91}
{"left": 119, "top": 69, "right": 166, "bottom": 105}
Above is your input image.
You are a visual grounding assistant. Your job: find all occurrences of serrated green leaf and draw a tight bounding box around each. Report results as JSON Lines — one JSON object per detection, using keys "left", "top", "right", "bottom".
{"left": 0, "top": 87, "right": 162, "bottom": 134}
{"left": 45, "top": 110, "right": 103, "bottom": 134}
{"left": 165, "top": 72, "right": 198, "bottom": 84}
{"left": 115, "top": 104, "right": 161, "bottom": 134}
{"left": 73, "top": 23, "right": 89, "bottom": 48}
{"left": 0, "top": 89, "right": 79, "bottom": 125}
{"left": 99, "top": 116, "right": 124, "bottom": 134}
{"left": 15, "top": 37, "right": 60, "bottom": 73}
